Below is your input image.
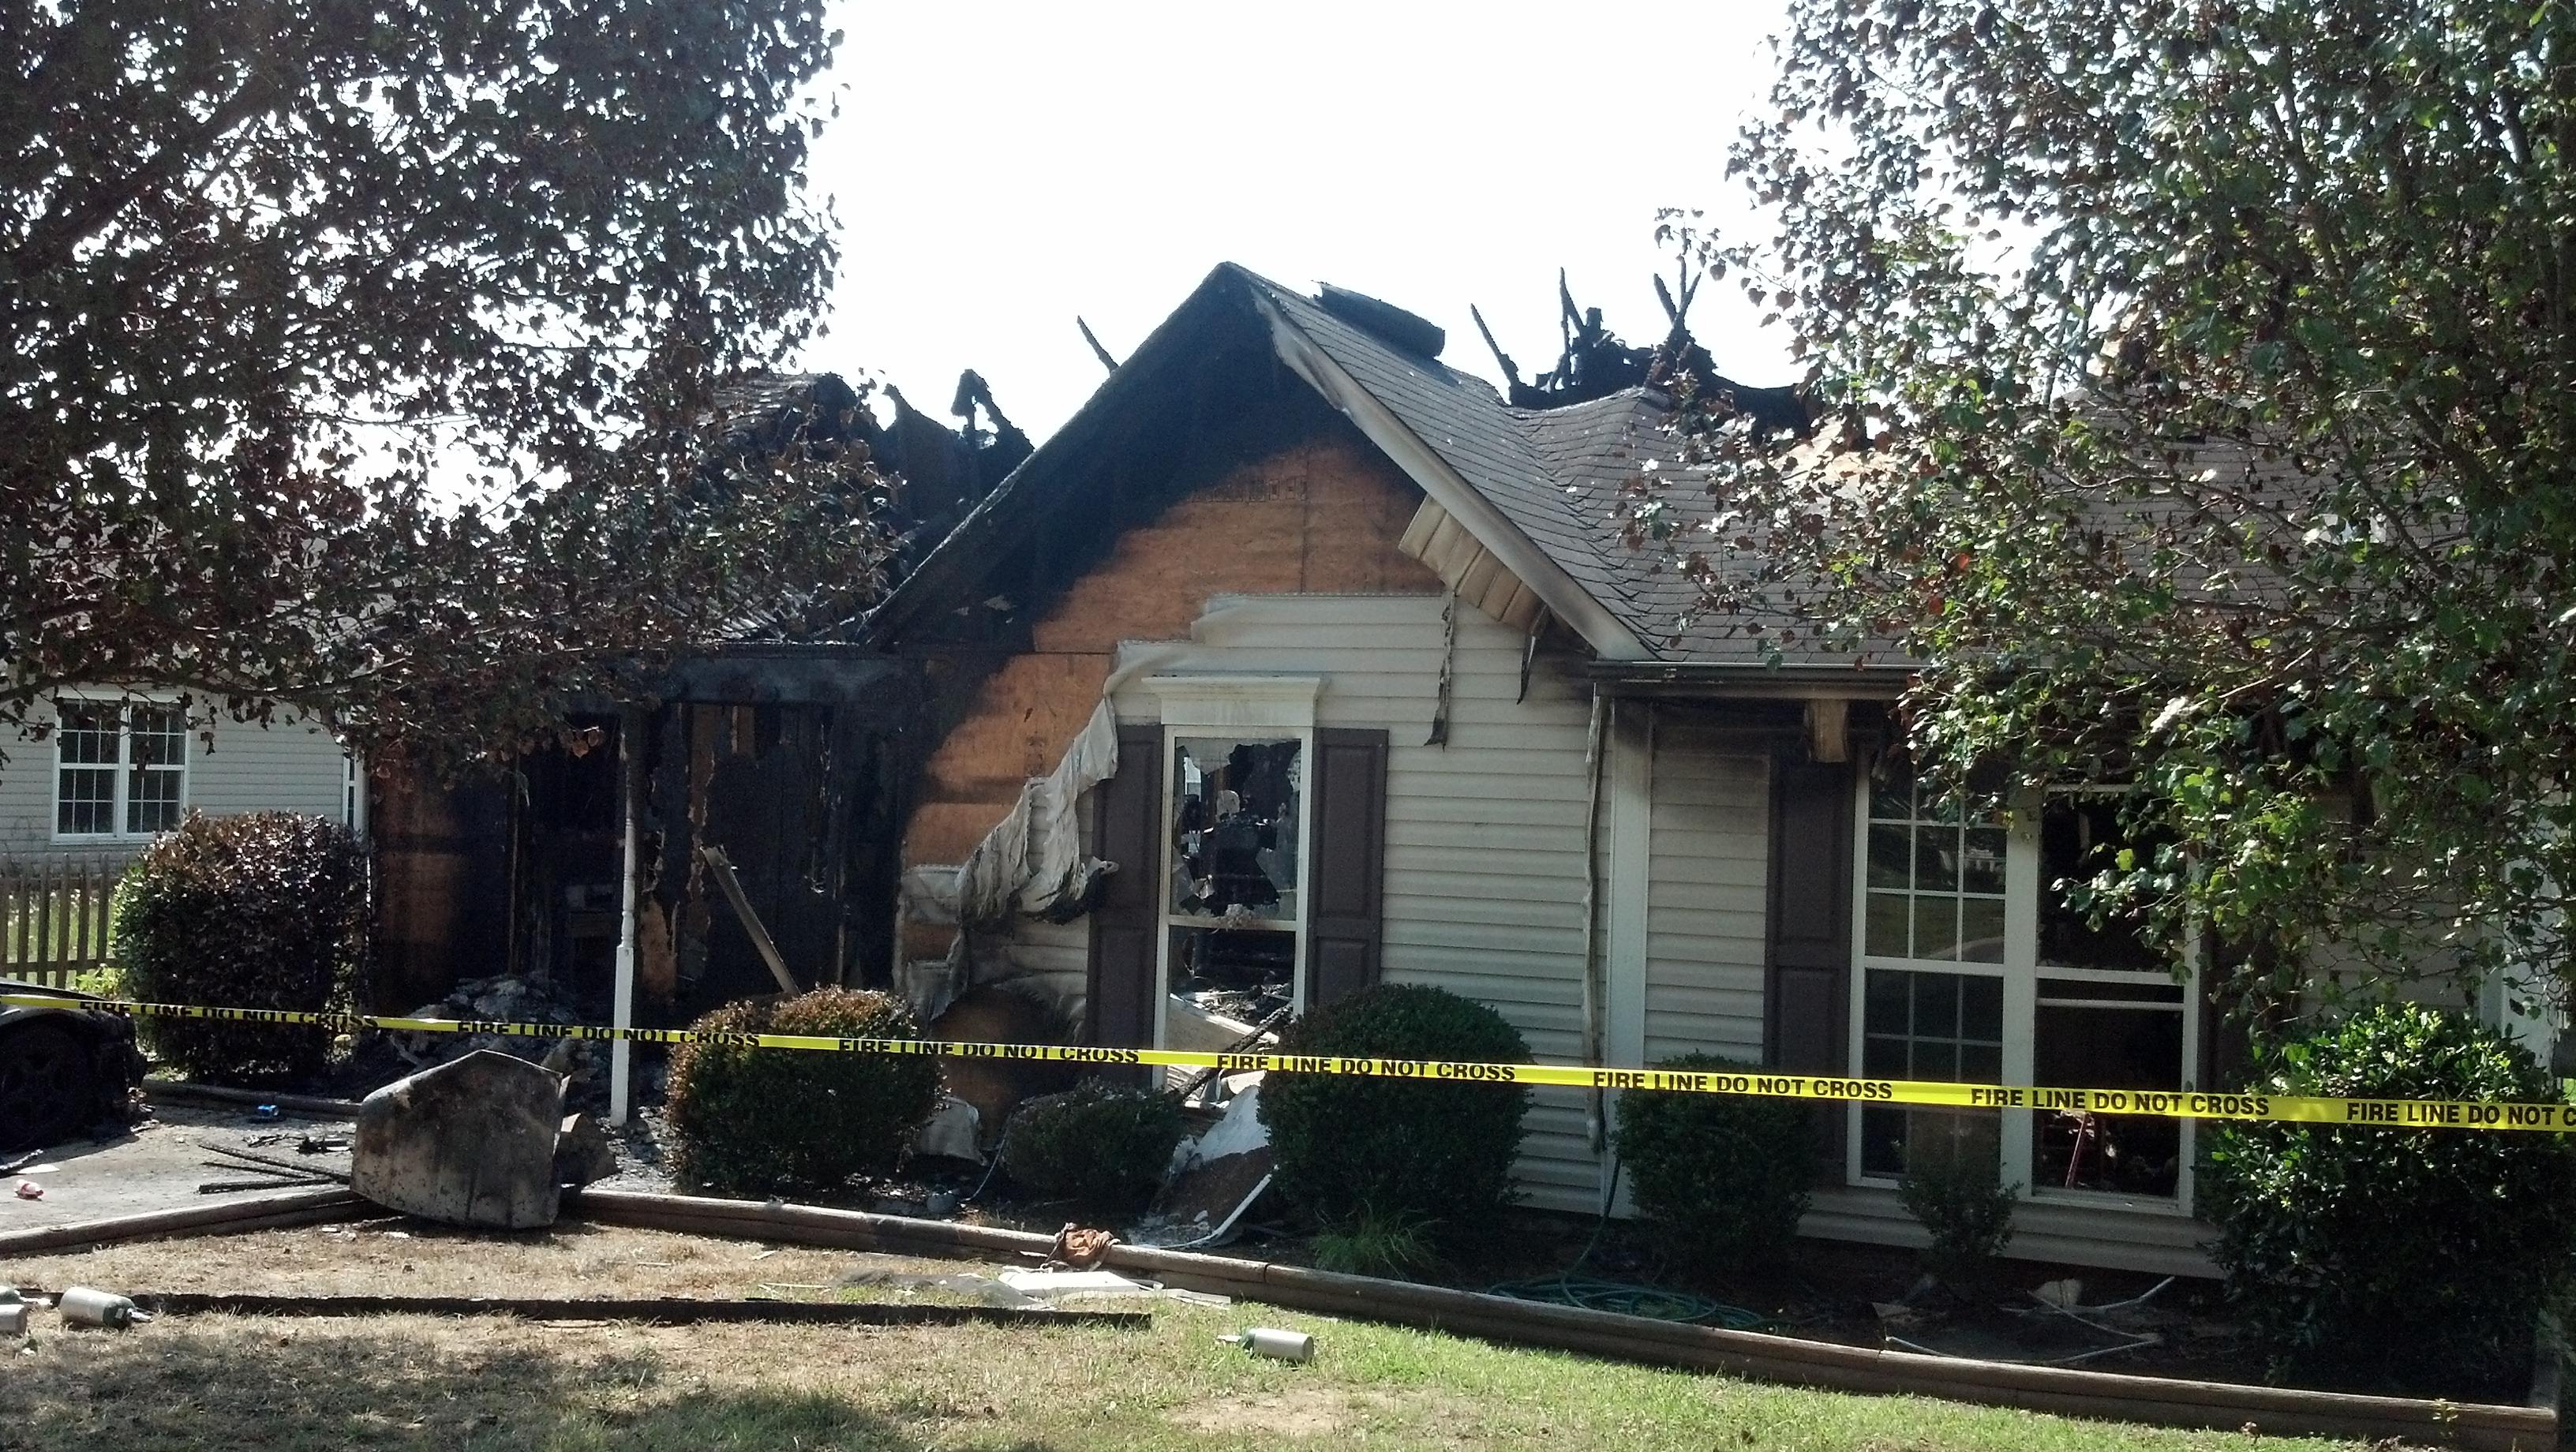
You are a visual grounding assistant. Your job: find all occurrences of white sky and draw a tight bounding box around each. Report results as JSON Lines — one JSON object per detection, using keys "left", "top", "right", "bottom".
{"left": 795, "top": 0, "right": 1797, "bottom": 440}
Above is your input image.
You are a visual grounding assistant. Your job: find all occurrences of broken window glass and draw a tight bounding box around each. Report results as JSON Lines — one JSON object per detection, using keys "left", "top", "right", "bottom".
{"left": 1167, "top": 738, "right": 1301, "bottom": 924}
{"left": 2039, "top": 795, "right": 2170, "bottom": 972}
{"left": 2031, "top": 794, "right": 2188, "bottom": 1198}
{"left": 1163, "top": 736, "right": 1301, "bottom": 1050}
{"left": 2033, "top": 978, "right": 2186, "bottom": 1196}
{"left": 1164, "top": 925, "right": 1297, "bottom": 1049}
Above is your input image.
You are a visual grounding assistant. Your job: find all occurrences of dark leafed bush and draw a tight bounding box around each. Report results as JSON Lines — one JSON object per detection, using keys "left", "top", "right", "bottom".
{"left": 2204, "top": 1002, "right": 2576, "bottom": 1393}
{"left": 112, "top": 810, "right": 368, "bottom": 1083}
{"left": 1899, "top": 1131, "right": 2017, "bottom": 1293}
{"left": 1612, "top": 1053, "right": 1814, "bottom": 1272}
{"left": 1258, "top": 983, "right": 1531, "bottom": 1244}
{"left": 997, "top": 1079, "right": 1187, "bottom": 1209}
{"left": 665, "top": 988, "right": 941, "bottom": 1196}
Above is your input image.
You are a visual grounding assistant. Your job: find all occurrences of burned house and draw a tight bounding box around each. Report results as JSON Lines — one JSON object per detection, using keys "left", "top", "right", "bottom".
{"left": 854, "top": 264, "right": 2232, "bottom": 1276}
{"left": 380, "top": 264, "right": 2249, "bottom": 1275}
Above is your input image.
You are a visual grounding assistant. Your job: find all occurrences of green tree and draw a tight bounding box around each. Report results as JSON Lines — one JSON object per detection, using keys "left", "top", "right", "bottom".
{"left": 3, "top": 0, "right": 886, "bottom": 768}
{"left": 1642, "top": 1, "right": 2576, "bottom": 1001}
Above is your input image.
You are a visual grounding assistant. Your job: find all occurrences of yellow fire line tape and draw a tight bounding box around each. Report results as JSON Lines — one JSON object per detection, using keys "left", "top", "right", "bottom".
{"left": 10, "top": 992, "right": 2568, "bottom": 1132}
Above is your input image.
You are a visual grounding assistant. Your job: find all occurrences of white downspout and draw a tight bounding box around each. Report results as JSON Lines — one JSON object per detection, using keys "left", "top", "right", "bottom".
{"left": 1579, "top": 691, "right": 1608, "bottom": 1152}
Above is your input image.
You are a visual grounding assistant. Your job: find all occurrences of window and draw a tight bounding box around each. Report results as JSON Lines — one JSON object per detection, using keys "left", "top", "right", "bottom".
{"left": 54, "top": 699, "right": 188, "bottom": 839}
{"left": 1164, "top": 736, "right": 1306, "bottom": 1046}
{"left": 1857, "top": 778, "right": 2010, "bottom": 1179}
{"left": 1143, "top": 678, "right": 1321, "bottom": 1052}
{"left": 1851, "top": 765, "right": 2199, "bottom": 1209}
{"left": 2032, "top": 795, "right": 2189, "bottom": 1198}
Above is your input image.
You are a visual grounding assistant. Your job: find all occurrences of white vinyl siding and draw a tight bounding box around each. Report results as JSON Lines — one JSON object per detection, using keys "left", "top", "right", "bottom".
{"left": 1640, "top": 720, "right": 1770, "bottom": 1066}
{"left": 1074, "top": 593, "right": 1604, "bottom": 1211}
{"left": 1, "top": 695, "right": 351, "bottom": 861}
{"left": 971, "top": 594, "right": 1786, "bottom": 1213}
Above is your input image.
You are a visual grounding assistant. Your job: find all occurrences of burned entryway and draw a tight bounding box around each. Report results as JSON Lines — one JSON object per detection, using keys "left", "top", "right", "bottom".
{"left": 638, "top": 695, "right": 895, "bottom": 1018}
{"left": 1164, "top": 737, "right": 1303, "bottom": 1047}
{"left": 505, "top": 715, "right": 626, "bottom": 1006}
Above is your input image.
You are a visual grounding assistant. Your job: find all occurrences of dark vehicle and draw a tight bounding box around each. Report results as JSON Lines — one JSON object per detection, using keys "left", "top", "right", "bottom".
{"left": 0, "top": 978, "right": 144, "bottom": 1152}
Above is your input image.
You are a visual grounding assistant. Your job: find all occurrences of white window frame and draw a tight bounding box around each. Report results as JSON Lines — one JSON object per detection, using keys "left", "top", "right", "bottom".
{"left": 1142, "top": 676, "right": 1323, "bottom": 1050}
{"left": 1846, "top": 766, "right": 2201, "bottom": 1217}
{"left": 51, "top": 694, "right": 191, "bottom": 843}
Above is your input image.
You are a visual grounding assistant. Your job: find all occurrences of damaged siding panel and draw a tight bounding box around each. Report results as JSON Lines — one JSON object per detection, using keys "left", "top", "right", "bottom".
{"left": 1642, "top": 728, "right": 1772, "bottom": 1067}
{"left": 1099, "top": 593, "right": 1608, "bottom": 1213}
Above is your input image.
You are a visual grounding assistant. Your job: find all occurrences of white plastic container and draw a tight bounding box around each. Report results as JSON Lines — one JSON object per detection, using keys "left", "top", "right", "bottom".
{"left": 1222, "top": 1327, "right": 1314, "bottom": 1362}
{"left": 0, "top": 1303, "right": 28, "bottom": 1336}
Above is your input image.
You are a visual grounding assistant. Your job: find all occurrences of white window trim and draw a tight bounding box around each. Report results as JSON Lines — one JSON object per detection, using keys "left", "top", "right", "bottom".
{"left": 1844, "top": 769, "right": 2201, "bottom": 1217}
{"left": 1142, "top": 677, "right": 1323, "bottom": 1050}
{"left": 51, "top": 693, "right": 191, "bottom": 844}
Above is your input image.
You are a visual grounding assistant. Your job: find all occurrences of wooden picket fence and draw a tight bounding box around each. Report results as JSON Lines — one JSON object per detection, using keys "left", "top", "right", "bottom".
{"left": 2, "top": 854, "right": 121, "bottom": 989}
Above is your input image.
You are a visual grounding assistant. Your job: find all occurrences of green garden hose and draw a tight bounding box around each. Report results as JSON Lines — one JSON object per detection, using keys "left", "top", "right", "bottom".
{"left": 1483, "top": 1158, "right": 1773, "bottom": 1330}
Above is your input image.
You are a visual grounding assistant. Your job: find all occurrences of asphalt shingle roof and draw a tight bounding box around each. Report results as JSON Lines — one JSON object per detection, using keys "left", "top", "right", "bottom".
{"left": 1243, "top": 271, "right": 1861, "bottom": 667}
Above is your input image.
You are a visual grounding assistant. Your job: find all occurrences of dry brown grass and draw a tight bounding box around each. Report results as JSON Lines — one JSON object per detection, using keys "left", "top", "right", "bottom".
{"left": 0, "top": 1225, "right": 2371, "bottom": 1451}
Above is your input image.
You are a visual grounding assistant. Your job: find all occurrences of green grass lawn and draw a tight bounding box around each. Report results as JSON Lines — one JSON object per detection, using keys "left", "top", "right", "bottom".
{"left": 1, "top": 1226, "right": 2368, "bottom": 1452}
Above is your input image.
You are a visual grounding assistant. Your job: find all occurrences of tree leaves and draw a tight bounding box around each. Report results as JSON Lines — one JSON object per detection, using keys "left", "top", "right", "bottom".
{"left": 1641, "top": 0, "right": 2576, "bottom": 999}
{"left": 1, "top": 0, "right": 881, "bottom": 771}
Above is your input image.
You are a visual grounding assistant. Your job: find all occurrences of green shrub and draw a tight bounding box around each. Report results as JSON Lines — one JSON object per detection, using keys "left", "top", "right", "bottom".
{"left": 1258, "top": 983, "right": 1531, "bottom": 1244}
{"left": 665, "top": 988, "right": 942, "bottom": 1196}
{"left": 2204, "top": 1002, "right": 2576, "bottom": 1392}
{"left": 1900, "top": 1131, "right": 2017, "bottom": 1293}
{"left": 1612, "top": 1053, "right": 1815, "bottom": 1272}
{"left": 997, "top": 1079, "right": 1187, "bottom": 1209}
{"left": 112, "top": 810, "right": 368, "bottom": 1083}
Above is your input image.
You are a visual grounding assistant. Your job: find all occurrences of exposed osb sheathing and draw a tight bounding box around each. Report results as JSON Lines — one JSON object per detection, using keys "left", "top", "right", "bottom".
{"left": 900, "top": 435, "right": 1440, "bottom": 880}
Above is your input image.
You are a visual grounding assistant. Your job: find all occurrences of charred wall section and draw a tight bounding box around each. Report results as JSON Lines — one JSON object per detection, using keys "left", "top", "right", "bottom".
{"left": 893, "top": 391, "right": 1442, "bottom": 994}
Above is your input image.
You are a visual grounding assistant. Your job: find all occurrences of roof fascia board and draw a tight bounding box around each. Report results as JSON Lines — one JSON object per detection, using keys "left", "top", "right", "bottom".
{"left": 1248, "top": 290, "right": 1653, "bottom": 662}
{"left": 1588, "top": 664, "right": 1910, "bottom": 702}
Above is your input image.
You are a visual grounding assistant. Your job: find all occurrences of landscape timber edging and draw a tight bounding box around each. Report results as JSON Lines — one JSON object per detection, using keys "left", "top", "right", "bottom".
{"left": 0, "top": 1186, "right": 367, "bottom": 1258}
{"left": 568, "top": 1188, "right": 2559, "bottom": 1452}
{"left": 140, "top": 1079, "right": 365, "bottom": 1118}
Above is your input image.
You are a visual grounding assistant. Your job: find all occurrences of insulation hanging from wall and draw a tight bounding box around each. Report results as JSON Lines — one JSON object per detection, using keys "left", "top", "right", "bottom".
{"left": 926, "top": 699, "right": 1124, "bottom": 931}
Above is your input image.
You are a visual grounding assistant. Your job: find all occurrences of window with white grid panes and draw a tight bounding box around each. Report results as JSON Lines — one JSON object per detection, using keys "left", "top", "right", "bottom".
{"left": 125, "top": 704, "right": 187, "bottom": 833}
{"left": 53, "top": 699, "right": 189, "bottom": 840}
{"left": 54, "top": 702, "right": 120, "bottom": 835}
{"left": 1850, "top": 765, "right": 2198, "bottom": 1208}
{"left": 1856, "top": 775, "right": 2011, "bottom": 1177}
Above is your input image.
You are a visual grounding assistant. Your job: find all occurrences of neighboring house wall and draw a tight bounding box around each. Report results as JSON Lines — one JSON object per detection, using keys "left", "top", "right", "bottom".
{"left": 0, "top": 695, "right": 354, "bottom": 862}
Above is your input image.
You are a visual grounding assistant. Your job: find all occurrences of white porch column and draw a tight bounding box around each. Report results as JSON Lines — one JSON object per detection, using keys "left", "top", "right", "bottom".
{"left": 609, "top": 711, "right": 645, "bottom": 1126}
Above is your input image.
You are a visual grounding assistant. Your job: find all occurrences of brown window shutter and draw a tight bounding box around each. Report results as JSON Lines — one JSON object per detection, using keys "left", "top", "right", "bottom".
{"left": 1307, "top": 727, "right": 1389, "bottom": 1009}
{"left": 1086, "top": 724, "right": 1164, "bottom": 1047}
{"left": 1765, "top": 757, "right": 1855, "bottom": 1178}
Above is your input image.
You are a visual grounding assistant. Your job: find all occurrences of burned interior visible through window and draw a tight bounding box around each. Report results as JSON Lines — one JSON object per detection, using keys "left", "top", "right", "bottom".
{"left": 2035, "top": 978, "right": 2185, "bottom": 1196}
{"left": 2032, "top": 794, "right": 2188, "bottom": 1199}
{"left": 1163, "top": 736, "right": 1302, "bottom": 1046}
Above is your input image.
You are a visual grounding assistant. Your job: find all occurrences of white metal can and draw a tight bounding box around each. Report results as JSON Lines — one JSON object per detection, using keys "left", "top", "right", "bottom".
{"left": 58, "top": 1286, "right": 143, "bottom": 1329}
{"left": 1225, "top": 1327, "right": 1315, "bottom": 1362}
